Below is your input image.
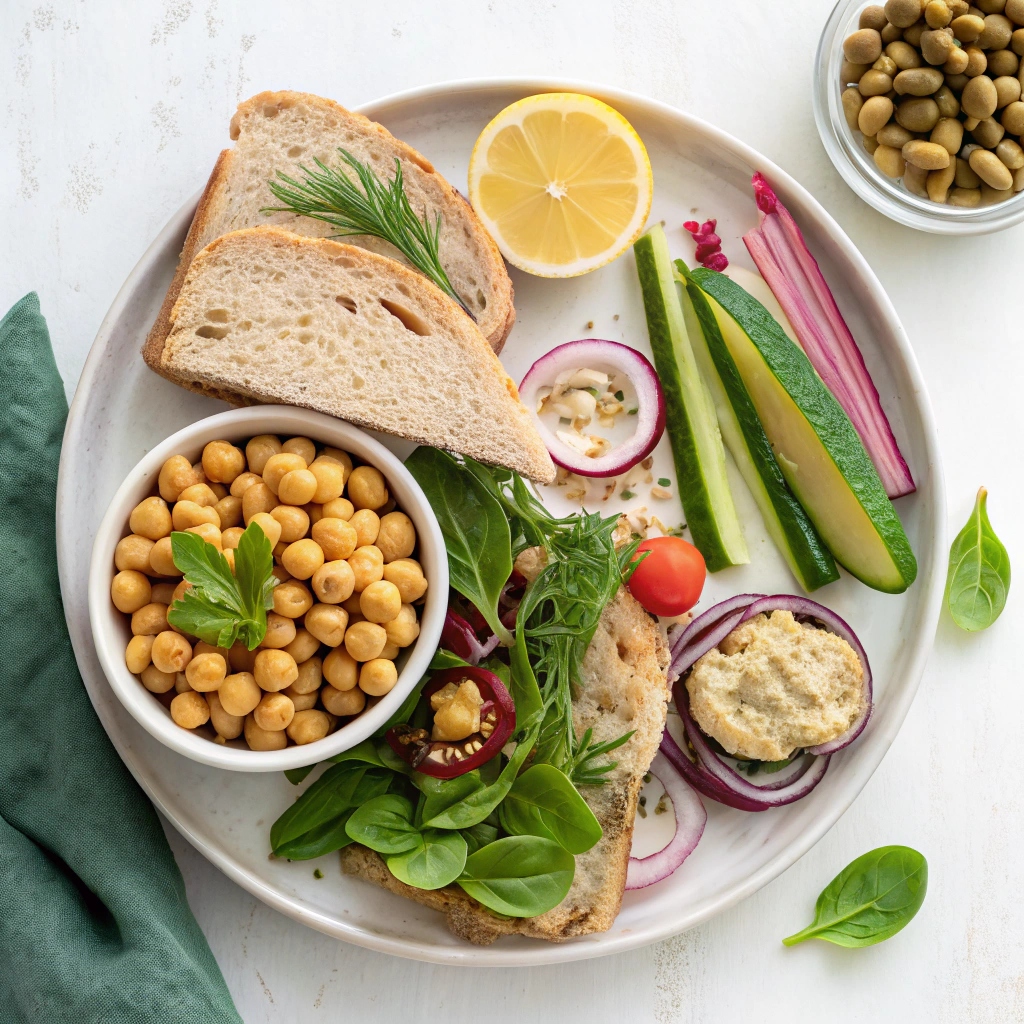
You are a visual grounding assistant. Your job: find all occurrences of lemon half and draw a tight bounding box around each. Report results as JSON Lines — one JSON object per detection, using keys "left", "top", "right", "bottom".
{"left": 468, "top": 93, "right": 653, "bottom": 278}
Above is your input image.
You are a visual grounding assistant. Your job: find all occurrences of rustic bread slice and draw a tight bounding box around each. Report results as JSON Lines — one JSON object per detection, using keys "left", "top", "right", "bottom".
{"left": 143, "top": 89, "right": 514, "bottom": 387}
{"left": 160, "top": 226, "right": 554, "bottom": 482}
{"left": 339, "top": 580, "right": 670, "bottom": 944}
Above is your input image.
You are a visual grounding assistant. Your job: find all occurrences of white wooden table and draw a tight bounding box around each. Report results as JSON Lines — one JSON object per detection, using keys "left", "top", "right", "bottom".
{"left": 3, "top": 1, "right": 1021, "bottom": 1020}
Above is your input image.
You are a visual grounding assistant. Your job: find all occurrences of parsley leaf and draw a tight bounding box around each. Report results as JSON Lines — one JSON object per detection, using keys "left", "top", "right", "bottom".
{"left": 167, "top": 524, "right": 275, "bottom": 650}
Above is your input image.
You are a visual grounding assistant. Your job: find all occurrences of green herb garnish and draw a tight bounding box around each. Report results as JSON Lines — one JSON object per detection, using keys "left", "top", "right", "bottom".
{"left": 620, "top": 489, "right": 635, "bottom": 500}
{"left": 945, "top": 487, "right": 1010, "bottom": 631}
{"left": 262, "top": 148, "right": 472, "bottom": 317}
{"left": 166, "top": 523, "right": 275, "bottom": 650}
{"left": 614, "top": 390, "right": 625, "bottom": 401}
{"left": 658, "top": 477, "right": 671, "bottom": 487}
{"left": 627, "top": 407, "right": 638, "bottom": 415}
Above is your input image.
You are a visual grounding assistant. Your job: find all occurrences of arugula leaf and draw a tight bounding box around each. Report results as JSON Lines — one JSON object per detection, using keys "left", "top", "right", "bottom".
{"left": 405, "top": 447, "right": 514, "bottom": 645}
{"left": 945, "top": 487, "right": 1011, "bottom": 632}
{"left": 783, "top": 846, "right": 927, "bottom": 947}
{"left": 498, "top": 764, "right": 602, "bottom": 854}
{"left": 167, "top": 523, "right": 275, "bottom": 650}
{"left": 386, "top": 830, "right": 468, "bottom": 890}
{"left": 346, "top": 795, "right": 422, "bottom": 855}
{"left": 457, "top": 835, "right": 575, "bottom": 917}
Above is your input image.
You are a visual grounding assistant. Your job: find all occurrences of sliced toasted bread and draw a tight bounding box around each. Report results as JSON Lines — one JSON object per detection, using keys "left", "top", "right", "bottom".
{"left": 160, "top": 226, "right": 554, "bottom": 483}
{"left": 339, "top": 582, "right": 670, "bottom": 944}
{"left": 144, "top": 89, "right": 514, "bottom": 388}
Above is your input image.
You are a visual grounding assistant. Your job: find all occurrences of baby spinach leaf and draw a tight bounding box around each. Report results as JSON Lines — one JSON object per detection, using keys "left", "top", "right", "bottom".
{"left": 945, "top": 487, "right": 1011, "bottom": 632}
{"left": 462, "top": 822, "right": 500, "bottom": 855}
{"left": 345, "top": 795, "right": 422, "bottom": 855}
{"left": 783, "top": 846, "right": 927, "bottom": 948}
{"left": 457, "top": 835, "right": 575, "bottom": 917}
{"left": 285, "top": 764, "right": 317, "bottom": 786}
{"left": 498, "top": 764, "right": 602, "bottom": 854}
{"left": 386, "top": 829, "right": 468, "bottom": 890}
{"left": 274, "top": 811, "right": 356, "bottom": 860}
{"left": 327, "top": 739, "right": 387, "bottom": 768}
{"left": 405, "top": 447, "right": 513, "bottom": 645}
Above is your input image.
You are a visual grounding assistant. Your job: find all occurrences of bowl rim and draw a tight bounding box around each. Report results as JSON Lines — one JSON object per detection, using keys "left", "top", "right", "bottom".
{"left": 87, "top": 405, "right": 448, "bottom": 772}
{"left": 814, "top": 0, "right": 1024, "bottom": 235}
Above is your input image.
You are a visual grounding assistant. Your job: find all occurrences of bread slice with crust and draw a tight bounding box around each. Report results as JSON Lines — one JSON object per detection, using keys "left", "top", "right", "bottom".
{"left": 160, "top": 226, "right": 554, "bottom": 483}
{"left": 339, "top": 579, "right": 670, "bottom": 944}
{"left": 143, "top": 89, "right": 514, "bottom": 390}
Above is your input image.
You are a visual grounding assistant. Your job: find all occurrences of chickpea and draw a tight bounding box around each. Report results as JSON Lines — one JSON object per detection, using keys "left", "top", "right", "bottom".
{"left": 319, "top": 447, "right": 354, "bottom": 473}
{"left": 174, "top": 672, "right": 193, "bottom": 694}
{"left": 861, "top": 4, "right": 888, "bottom": 29}
{"left": 375, "top": 512, "right": 416, "bottom": 563}
{"left": 219, "top": 671, "right": 262, "bottom": 716}
{"left": 262, "top": 453, "right": 307, "bottom": 495}
{"left": 271, "top": 564, "right": 292, "bottom": 585}
{"left": 348, "top": 545, "right": 385, "bottom": 592}
{"left": 245, "top": 435, "right": 283, "bottom": 475}
{"left": 859, "top": 68, "right": 894, "bottom": 95}
{"left": 382, "top": 559, "right": 429, "bottom": 603}
{"left": 282, "top": 436, "right": 317, "bottom": 464}
{"left": 277, "top": 469, "right": 318, "bottom": 506}
{"left": 261, "top": 612, "right": 297, "bottom": 650}
{"left": 997, "top": 136, "right": 1024, "bottom": 165}
{"left": 347, "top": 466, "right": 389, "bottom": 511}
{"left": 885, "top": 0, "right": 923, "bottom": 28}
{"left": 931, "top": 115, "right": 965, "bottom": 151}
{"left": 285, "top": 687, "right": 320, "bottom": 712}
{"left": 305, "top": 604, "right": 349, "bottom": 647}
{"left": 115, "top": 534, "right": 155, "bottom": 573}
{"left": 273, "top": 541, "right": 289, "bottom": 562}
{"left": 323, "top": 647, "right": 359, "bottom": 690}
{"left": 311, "top": 559, "right": 356, "bottom": 605}
{"left": 132, "top": 602, "right": 169, "bottom": 636}
{"left": 221, "top": 526, "right": 245, "bottom": 550}
{"left": 223, "top": 549, "right": 236, "bottom": 573}
{"left": 253, "top": 691, "right": 295, "bottom": 732}
{"left": 291, "top": 656, "right": 324, "bottom": 694}
{"left": 125, "top": 634, "right": 155, "bottom": 674}
{"left": 312, "top": 518, "right": 358, "bottom": 561}
{"left": 341, "top": 593, "right": 365, "bottom": 616}
{"left": 904, "top": 139, "right": 952, "bottom": 167}
{"left": 271, "top": 504, "right": 310, "bottom": 543}
{"left": 322, "top": 496, "right": 355, "bottom": 521}
{"left": 254, "top": 649, "right": 299, "bottom": 692}
{"left": 859, "top": 94, "right": 895, "bottom": 134}
{"left": 381, "top": 642, "right": 401, "bottom": 660}
{"left": 305, "top": 502, "right": 325, "bottom": 526}
{"left": 944, "top": 44, "right": 971, "bottom": 73}
{"left": 151, "top": 630, "right": 193, "bottom": 674}
{"left": 248, "top": 511, "right": 283, "bottom": 549}
{"left": 177, "top": 483, "right": 219, "bottom": 507}
{"left": 192, "top": 641, "right": 227, "bottom": 659}
{"left": 228, "top": 642, "right": 258, "bottom": 674}
{"left": 172, "top": 500, "right": 219, "bottom": 532}
{"left": 384, "top": 603, "right": 420, "bottom": 648}
{"left": 168, "top": 691, "right": 209, "bottom": 729}
{"left": 844, "top": 26, "right": 884, "bottom": 62}
{"left": 185, "top": 652, "right": 227, "bottom": 692}
{"left": 244, "top": 714, "right": 288, "bottom": 751}
{"left": 308, "top": 458, "right": 346, "bottom": 503}
{"left": 842, "top": 87, "right": 865, "bottom": 131}
{"left": 214, "top": 495, "right": 243, "bottom": 530}
{"left": 321, "top": 683, "right": 365, "bottom": 717}
{"left": 284, "top": 627, "right": 321, "bottom": 663}
{"left": 927, "top": 161, "right": 957, "bottom": 200}
{"left": 141, "top": 663, "right": 176, "bottom": 693}
{"left": 185, "top": 521, "right": 223, "bottom": 550}
{"left": 348, "top": 509, "right": 381, "bottom": 547}
{"left": 887, "top": 39, "right": 923, "bottom": 68}
{"left": 210, "top": 483, "right": 229, "bottom": 500}
{"left": 974, "top": 114, "right": 1007, "bottom": 145}
{"left": 148, "top": 537, "right": 182, "bottom": 577}
{"left": 230, "top": 471, "right": 263, "bottom": 498}
{"left": 172, "top": 580, "right": 191, "bottom": 604}
{"left": 158, "top": 455, "right": 198, "bottom": 502}
{"left": 359, "top": 580, "right": 402, "bottom": 624}
{"left": 344, "top": 620, "right": 387, "bottom": 662}
{"left": 207, "top": 690, "right": 244, "bottom": 740}
{"left": 281, "top": 538, "right": 325, "bottom": 580}
{"left": 200, "top": 440, "right": 245, "bottom": 484}
{"left": 284, "top": 709, "right": 329, "bottom": 746}
{"left": 129, "top": 496, "right": 172, "bottom": 540}
{"left": 971, "top": 145, "right": 1015, "bottom": 185}
{"left": 358, "top": 658, "right": 399, "bottom": 696}
{"left": 271, "top": 581, "right": 312, "bottom": 620}
{"left": 964, "top": 45, "right": 988, "bottom": 77}
{"left": 111, "top": 569, "right": 152, "bottom": 613}
{"left": 149, "top": 582, "right": 175, "bottom": 605}
{"left": 1002, "top": 97, "right": 1024, "bottom": 130}
{"left": 242, "top": 482, "right": 277, "bottom": 524}
{"left": 995, "top": 73, "right": 1022, "bottom": 105}
{"left": 896, "top": 96, "right": 941, "bottom": 130}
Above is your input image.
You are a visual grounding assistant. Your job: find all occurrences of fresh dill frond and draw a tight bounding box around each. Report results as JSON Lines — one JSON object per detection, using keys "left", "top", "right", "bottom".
{"left": 262, "top": 148, "right": 473, "bottom": 318}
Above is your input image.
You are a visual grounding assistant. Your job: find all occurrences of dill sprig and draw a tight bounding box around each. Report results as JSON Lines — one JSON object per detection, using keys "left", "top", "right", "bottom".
{"left": 262, "top": 148, "right": 473, "bottom": 318}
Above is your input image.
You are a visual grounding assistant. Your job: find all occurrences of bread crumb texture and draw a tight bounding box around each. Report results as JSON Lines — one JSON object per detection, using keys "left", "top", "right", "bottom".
{"left": 685, "top": 610, "right": 865, "bottom": 761}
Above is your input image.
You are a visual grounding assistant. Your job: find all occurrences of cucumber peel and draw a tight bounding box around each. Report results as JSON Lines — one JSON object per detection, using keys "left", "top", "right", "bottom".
{"left": 692, "top": 268, "right": 916, "bottom": 594}
{"left": 633, "top": 226, "right": 748, "bottom": 572}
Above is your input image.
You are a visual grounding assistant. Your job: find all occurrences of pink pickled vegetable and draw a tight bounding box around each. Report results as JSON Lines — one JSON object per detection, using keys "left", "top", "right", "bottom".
{"left": 743, "top": 173, "right": 915, "bottom": 499}
{"left": 684, "top": 219, "right": 729, "bottom": 272}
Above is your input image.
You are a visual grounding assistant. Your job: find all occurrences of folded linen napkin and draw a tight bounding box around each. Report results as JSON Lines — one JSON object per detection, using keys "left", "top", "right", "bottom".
{"left": 0, "top": 294, "right": 241, "bottom": 1024}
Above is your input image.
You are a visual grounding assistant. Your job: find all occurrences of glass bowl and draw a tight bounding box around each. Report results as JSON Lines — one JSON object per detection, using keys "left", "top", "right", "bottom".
{"left": 814, "top": 0, "right": 1024, "bottom": 234}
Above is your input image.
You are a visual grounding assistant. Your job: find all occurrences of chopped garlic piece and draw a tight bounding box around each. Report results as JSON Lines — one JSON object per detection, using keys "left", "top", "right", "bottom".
{"left": 651, "top": 485, "right": 672, "bottom": 500}
{"left": 555, "top": 366, "right": 610, "bottom": 390}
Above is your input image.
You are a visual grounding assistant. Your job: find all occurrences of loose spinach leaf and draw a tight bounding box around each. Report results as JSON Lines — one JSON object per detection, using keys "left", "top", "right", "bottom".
{"left": 457, "top": 835, "right": 575, "bottom": 917}
{"left": 345, "top": 795, "right": 422, "bottom": 855}
{"left": 284, "top": 738, "right": 389, "bottom": 787}
{"left": 285, "top": 764, "right": 317, "bottom": 786}
{"left": 386, "top": 829, "right": 468, "bottom": 890}
{"left": 783, "top": 846, "right": 927, "bottom": 948}
{"left": 462, "top": 822, "right": 500, "bottom": 855}
{"left": 405, "top": 447, "right": 514, "bottom": 645}
{"left": 945, "top": 487, "right": 1011, "bottom": 632}
{"left": 275, "top": 811, "right": 356, "bottom": 860}
{"left": 498, "top": 764, "right": 602, "bottom": 854}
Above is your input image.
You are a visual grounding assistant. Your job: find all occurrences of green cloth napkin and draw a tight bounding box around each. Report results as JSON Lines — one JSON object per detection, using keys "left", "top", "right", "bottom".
{"left": 0, "top": 294, "right": 242, "bottom": 1024}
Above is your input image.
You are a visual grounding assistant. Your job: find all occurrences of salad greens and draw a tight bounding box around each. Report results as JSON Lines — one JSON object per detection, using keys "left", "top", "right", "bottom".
{"left": 945, "top": 487, "right": 1010, "bottom": 632}
{"left": 457, "top": 836, "right": 575, "bottom": 917}
{"left": 783, "top": 846, "right": 927, "bottom": 948}
{"left": 499, "top": 764, "right": 602, "bottom": 854}
{"left": 167, "top": 523, "right": 276, "bottom": 650}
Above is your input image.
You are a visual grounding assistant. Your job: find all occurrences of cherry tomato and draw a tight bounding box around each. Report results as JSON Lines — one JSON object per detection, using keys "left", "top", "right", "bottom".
{"left": 627, "top": 536, "right": 706, "bottom": 617}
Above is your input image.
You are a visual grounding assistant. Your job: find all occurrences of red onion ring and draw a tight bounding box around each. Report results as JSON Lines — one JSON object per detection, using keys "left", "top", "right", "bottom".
{"left": 625, "top": 753, "right": 707, "bottom": 889}
{"left": 660, "top": 728, "right": 769, "bottom": 812}
{"left": 669, "top": 593, "right": 765, "bottom": 655}
{"left": 440, "top": 608, "right": 501, "bottom": 666}
{"left": 668, "top": 609, "right": 748, "bottom": 683}
{"left": 518, "top": 339, "right": 666, "bottom": 478}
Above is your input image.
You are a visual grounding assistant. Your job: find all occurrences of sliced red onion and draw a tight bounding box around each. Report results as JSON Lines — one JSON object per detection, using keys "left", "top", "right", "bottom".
{"left": 670, "top": 593, "right": 765, "bottom": 655}
{"left": 518, "top": 339, "right": 666, "bottom": 478}
{"left": 668, "top": 609, "right": 747, "bottom": 683}
{"left": 660, "top": 728, "right": 769, "bottom": 812}
{"left": 736, "top": 595, "right": 873, "bottom": 755}
{"left": 440, "top": 609, "right": 501, "bottom": 666}
{"left": 625, "top": 753, "right": 707, "bottom": 889}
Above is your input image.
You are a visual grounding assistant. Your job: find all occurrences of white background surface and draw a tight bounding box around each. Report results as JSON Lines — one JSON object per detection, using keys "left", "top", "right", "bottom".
{"left": 2, "top": 1, "right": 1021, "bottom": 1021}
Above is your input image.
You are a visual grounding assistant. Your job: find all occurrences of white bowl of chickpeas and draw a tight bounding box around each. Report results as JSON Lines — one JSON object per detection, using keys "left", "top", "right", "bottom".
{"left": 88, "top": 405, "right": 448, "bottom": 771}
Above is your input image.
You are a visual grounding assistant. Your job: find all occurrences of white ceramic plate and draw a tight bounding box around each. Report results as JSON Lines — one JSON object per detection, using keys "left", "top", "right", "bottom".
{"left": 57, "top": 79, "right": 946, "bottom": 966}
